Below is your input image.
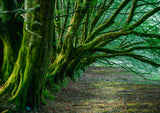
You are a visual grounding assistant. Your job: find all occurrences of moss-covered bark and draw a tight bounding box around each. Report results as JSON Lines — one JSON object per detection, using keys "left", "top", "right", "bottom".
{"left": 0, "top": 0, "right": 23, "bottom": 82}
{"left": 48, "top": 48, "right": 94, "bottom": 90}
{"left": 0, "top": 39, "right": 3, "bottom": 82}
{"left": 47, "top": 0, "right": 94, "bottom": 89}
{"left": 0, "top": 39, "right": 3, "bottom": 66}
{"left": 1, "top": 36, "right": 20, "bottom": 82}
{"left": 0, "top": 0, "right": 54, "bottom": 110}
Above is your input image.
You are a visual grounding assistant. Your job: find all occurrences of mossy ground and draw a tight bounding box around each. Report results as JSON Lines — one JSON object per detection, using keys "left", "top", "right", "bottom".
{"left": 1, "top": 66, "right": 160, "bottom": 112}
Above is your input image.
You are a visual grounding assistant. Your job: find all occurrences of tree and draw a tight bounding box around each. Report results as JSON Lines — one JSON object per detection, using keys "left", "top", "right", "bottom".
{"left": 0, "top": 0, "right": 55, "bottom": 110}
{"left": 0, "top": 0, "right": 23, "bottom": 82}
{"left": 0, "top": 39, "right": 3, "bottom": 81}
{"left": 48, "top": 0, "right": 160, "bottom": 85}
{"left": 0, "top": 0, "right": 160, "bottom": 111}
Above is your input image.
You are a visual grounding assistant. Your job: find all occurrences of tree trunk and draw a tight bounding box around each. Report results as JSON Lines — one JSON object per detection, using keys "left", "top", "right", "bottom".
{"left": 0, "top": 39, "right": 3, "bottom": 67}
{"left": 0, "top": 39, "right": 3, "bottom": 83}
{"left": 0, "top": 0, "right": 54, "bottom": 110}
{"left": 48, "top": 49, "right": 91, "bottom": 89}
{"left": 1, "top": 36, "right": 20, "bottom": 82}
{"left": 0, "top": 0, "right": 23, "bottom": 82}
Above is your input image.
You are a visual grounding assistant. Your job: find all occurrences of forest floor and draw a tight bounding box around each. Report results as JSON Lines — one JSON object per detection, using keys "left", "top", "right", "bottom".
{"left": 1, "top": 66, "right": 160, "bottom": 113}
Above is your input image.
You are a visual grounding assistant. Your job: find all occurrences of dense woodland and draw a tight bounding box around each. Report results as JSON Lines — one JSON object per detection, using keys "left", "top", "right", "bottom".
{"left": 0, "top": 0, "right": 160, "bottom": 111}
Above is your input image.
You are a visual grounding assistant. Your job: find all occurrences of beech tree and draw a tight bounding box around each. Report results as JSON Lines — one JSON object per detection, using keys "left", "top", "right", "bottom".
{"left": 0, "top": 0, "right": 160, "bottom": 111}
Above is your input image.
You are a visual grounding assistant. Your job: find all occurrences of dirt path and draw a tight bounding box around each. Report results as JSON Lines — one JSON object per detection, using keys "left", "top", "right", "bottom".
{"left": 1, "top": 66, "right": 160, "bottom": 113}
{"left": 42, "top": 66, "right": 160, "bottom": 113}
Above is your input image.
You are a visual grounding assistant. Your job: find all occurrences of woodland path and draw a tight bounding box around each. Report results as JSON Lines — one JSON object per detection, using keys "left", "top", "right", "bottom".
{"left": 42, "top": 66, "right": 160, "bottom": 113}
{"left": 1, "top": 66, "right": 160, "bottom": 113}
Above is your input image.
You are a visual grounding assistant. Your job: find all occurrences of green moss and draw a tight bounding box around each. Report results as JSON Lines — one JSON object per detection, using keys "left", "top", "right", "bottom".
{"left": 126, "top": 108, "right": 152, "bottom": 113}
{"left": 127, "top": 102, "right": 154, "bottom": 107}
{"left": 1, "top": 110, "right": 12, "bottom": 113}
{"left": 126, "top": 108, "right": 141, "bottom": 112}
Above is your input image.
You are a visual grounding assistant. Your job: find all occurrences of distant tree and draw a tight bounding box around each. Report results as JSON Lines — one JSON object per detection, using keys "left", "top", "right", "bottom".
{"left": 0, "top": 0, "right": 160, "bottom": 111}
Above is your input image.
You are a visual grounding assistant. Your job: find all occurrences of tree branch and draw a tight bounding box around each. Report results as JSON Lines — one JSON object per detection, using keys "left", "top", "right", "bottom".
{"left": 58, "top": 0, "right": 70, "bottom": 49}
{"left": 62, "top": 0, "right": 93, "bottom": 51}
{"left": 121, "top": 41, "right": 145, "bottom": 49}
{"left": 0, "top": 4, "right": 40, "bottom": 14}
{"left": 85, "top": 0, "right": 131, "bottom": 43}
{"left": 90, "top": 46, "right": 160, "bottom": 53}
{"left": 131, "top": 31, "right": 160, "bottom": 39}
{"left": 127, "top": 6, "right": 160, "bottom": 30}
{"left": 80, "top": 9, "right": 90, "bottom": 44}
{"left": 54, "top": 0, "right": 61, "bottom": 38}
{"left": 124, "top": 0, "right": 138, "bottom": 25}
{"left": 88, "top": 0, "right": 114, "bottom": 34}
{"left": 86, "top": 53, "right": 160, "bottom": 67}
{"left": 77, "top": 31, "right": 130, "bottom": 53}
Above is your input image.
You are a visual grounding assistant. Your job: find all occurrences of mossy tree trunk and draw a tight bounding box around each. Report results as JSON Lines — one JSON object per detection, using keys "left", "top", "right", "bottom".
{"left": 0, "top": 39, "right": 3, "bottom": 82}
{"left": 0, "top": 0, "right": 160, "bottom": 111}
{"left": 1, "top": 35, "right": 21, "bottom": 82}
{"left": 48, "top": 0, "right": 94, "bottom": 88}
{"left": 0, "top": 0, "right": 54, "bottom": 110}
{"left": 0, "top": 39, "right": 3, "bottom": 67}
{"left": 48, "top": 48, "right": 94, "bottom": 89}
{"left": 0, "top": 0, "right": 23, "bottom": 82}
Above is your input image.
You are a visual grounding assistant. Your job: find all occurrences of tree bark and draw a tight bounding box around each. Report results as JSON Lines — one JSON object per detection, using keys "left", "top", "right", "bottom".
{"left": 1, "top": 36, "right": 20, "bottom": 82}
{"left": 48, "top": 49, "right": 92, "bottom": 88}
{"left": 0, "top": 0, "right": 54, "bottom": 110}
{"left": 0, "top": 0, "right": 23, "bottom": 82}
{"left": 0, "top": 39, "right": 3, "bottom": 82}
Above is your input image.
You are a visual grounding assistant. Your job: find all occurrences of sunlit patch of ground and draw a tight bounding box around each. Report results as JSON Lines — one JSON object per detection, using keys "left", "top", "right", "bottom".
{"left": 0, "top": 66, "right": 160, "bottom": 113}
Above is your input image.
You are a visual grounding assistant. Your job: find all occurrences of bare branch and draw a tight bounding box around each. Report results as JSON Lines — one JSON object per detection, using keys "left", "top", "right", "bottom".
{"left": 138, "top": 0, "right": 160, "bottom": 7}
{"left": 58, "top": 0, "right": 70, "bottom": 49}
{"left": 62, "top": 0, "right": 94, "bottom": 51}
{"left": 131, "top": 31, "right": 160, "bottom": 39}
{"left": 0, "top": 4, "right": 40, "bottom": 14}
{"left": 55, "top": 0, "right": 61, "bottom": 38}
{"left": 90, "top": 46, "right": 160, "bottom": 53}
{"left": 124, "top": 0, "right": 138, "bottom": 25}
{"left": 87, "top": 53, "right": 160, "bottom": 67}
{"left": 80, "top": 9, "right": 90, "bottom": 44}
{"left": 77, "top": 31, "right": 130, "bottom": 53}
{"left": 127, "top": 6, "right": 160, "bottom": 30}
{"left": 121, "top": 41, "right": 145, "bottom": 49}
{"left": 88, "top": 0, "right": 114, "bottom": 34}
{"left": 85, "top": 0, "right": 132, "bottom": 43}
